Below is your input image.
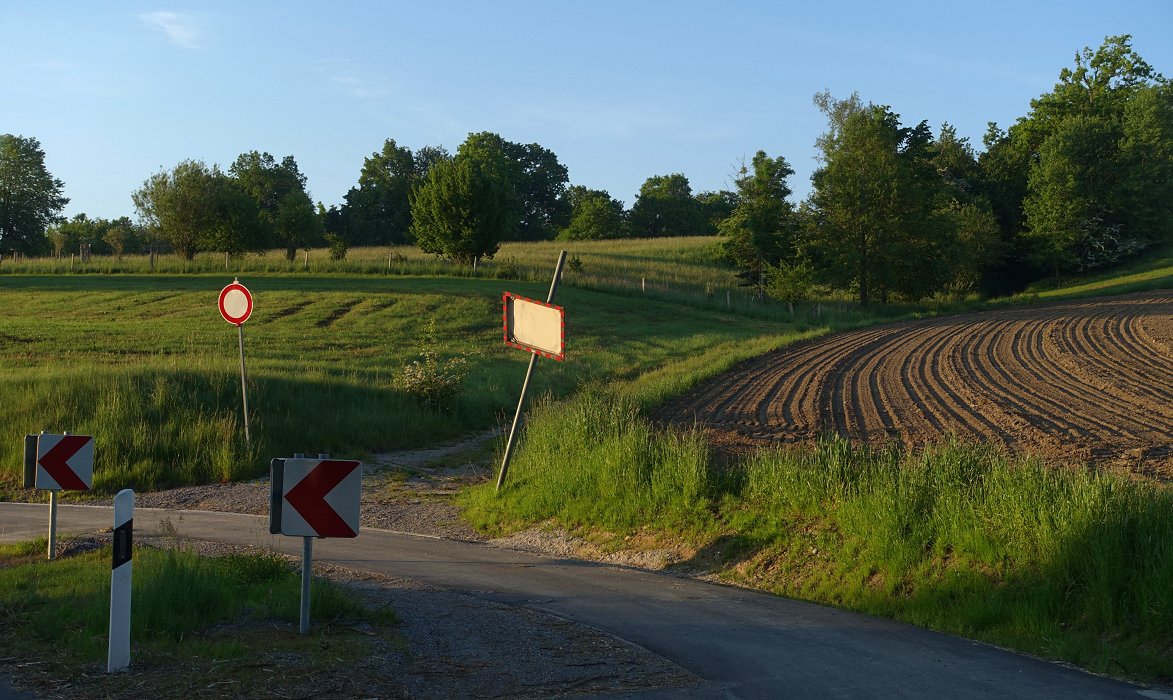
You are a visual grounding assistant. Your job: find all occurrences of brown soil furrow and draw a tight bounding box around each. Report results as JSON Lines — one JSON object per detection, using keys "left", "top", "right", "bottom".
{"left": 676, "top": 348, "right": 782, "bottom": 429}
{"left": 1054, "top": 313, "right": 1173, "bottom": 415}
{"left": 1053, "top": 314, "right": 1142, "bottom": 392}
{"left": 815, "top": 329, "right": 909, "bottom": 438}
{"left": 939, "top": 322, "right": 1016, "bottom": 452}
{"left": 659, "top": 292, "right": 1172, "bottom": 477}
{"left": 950, "top": 320, "right": 1074, "bottom": 439}
{"left": 966, "top": 319, "right": 1083, "bottom": 444}
{"left": 1000, "top": 320, "right": 1111, "bottom": 438}
{"left": 1014, "top": 319, "right": 1140, "bottom": 437}
{"left": 860, "top": 334, "right": 900, "bottom": 440}
{"left": 1134, "top": 308, "right": 1173, "bottom": 356}
{"left": 894, "top": 325, "right": 950, "bottom": 435}
{"left": 1103, "top": 312, "right": 1173, "bottom": 389}
{"left": 914, "top": 320, "right": 1009, "bottom": 446}
{"left": 1052, "top": 312, "right": 1173, "bottom": 430}
{"left": 772, "top": 327, "right": 900, "bottom": 433}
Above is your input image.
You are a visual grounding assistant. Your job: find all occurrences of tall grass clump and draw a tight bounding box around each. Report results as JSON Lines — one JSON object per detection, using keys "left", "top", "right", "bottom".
{"left": 462, "top": 389, "right": 714, "bottom": 535}
{"left": 0, "top": 364, "right": 256, "bottom": 493}
{"left": 737, "top": 439, "right": 1173, "bottom": 679}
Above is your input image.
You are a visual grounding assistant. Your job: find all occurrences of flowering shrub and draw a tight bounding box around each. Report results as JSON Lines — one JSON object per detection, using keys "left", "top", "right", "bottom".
{"left": 394, "top": 321, "right": 469, "bottom": 408}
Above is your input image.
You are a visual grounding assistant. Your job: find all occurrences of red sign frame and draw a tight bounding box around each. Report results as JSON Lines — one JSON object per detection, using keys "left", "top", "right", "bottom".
{"left": 218, "top": 281, "right": 253, "bottom": 325}
{"left": 503, "top": 292, "right": 565, "bottom": 361}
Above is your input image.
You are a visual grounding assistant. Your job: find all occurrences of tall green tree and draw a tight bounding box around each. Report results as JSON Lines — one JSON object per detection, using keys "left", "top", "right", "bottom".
{"left": 410, "top": 136, "right": 517, "bottom": 265}
{"left": 628, "top": 173, "right": 703, "bottom": 237}
{"left": 989, "top": 35, "right": 1172, "bottom": 279}
{"left": 718, "top": 151, "right": 797, "bottom": 283}
{"left": 808, "top": 96, "right": 961, "bottom": 304}
{"left": 557, "top": 185, "right": 625, "bottom": 240}
{"left": 457, "top": 132, "right": 570, "bottom": 241}
{"left": 1022, "top": 36, "right": 1155, "bottom": 273}
{"left": 343, "top": 139, "right": 425, "bottom": 246}
{"left": 0, "top": 134, "right": 68, "bottom": 255}
{"left": 230, "top": 151, "right": 321, "bottom": 259}
{"left": 695, "top": 190, "right": 738, "bottom": 234}
{"left": 133, "top": 160, "right": 264, "bottom": 259}
{"left": 504, "top": 141, "right": 571, "bottom": 240}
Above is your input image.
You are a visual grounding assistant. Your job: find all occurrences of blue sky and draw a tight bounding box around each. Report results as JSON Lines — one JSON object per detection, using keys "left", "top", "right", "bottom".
{"left": 2, "top": 1, "right": 1171, "bottom": 221}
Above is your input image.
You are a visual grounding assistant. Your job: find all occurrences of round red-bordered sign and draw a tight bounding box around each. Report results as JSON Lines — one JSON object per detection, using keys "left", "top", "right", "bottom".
{"left": 218, "top": 281, "right": 253, "bottom": 325}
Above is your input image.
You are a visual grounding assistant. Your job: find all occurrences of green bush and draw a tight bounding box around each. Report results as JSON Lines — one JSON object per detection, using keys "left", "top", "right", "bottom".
{"left": 394, "top": 320, "right": 470, "bottom": 409}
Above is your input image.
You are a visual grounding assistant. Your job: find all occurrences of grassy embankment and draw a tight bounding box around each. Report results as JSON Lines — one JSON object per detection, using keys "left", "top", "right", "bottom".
{"left": 0, "top": 538, "right": 397, "bottom": 690}
{"left": 458, "top": 243, "right": 1173, "bottom": 684}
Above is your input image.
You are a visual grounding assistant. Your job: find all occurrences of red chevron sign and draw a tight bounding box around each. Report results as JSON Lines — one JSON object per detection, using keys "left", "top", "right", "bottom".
{"left": 36, "top": 434, "right": 93, "bottom": 491}
{"left": 274, "top": 459, "right": 361, "bottom": 538}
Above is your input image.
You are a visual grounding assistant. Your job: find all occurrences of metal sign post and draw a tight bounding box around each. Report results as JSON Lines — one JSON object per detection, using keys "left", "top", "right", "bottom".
{"left": 301, "top": 534, "right": 313, "bottom": 634}
{"left": 25, "top": 431, "right": 94, "bottom": 559}
{"left": 218, "top": 279, "right": 254, "bottom": 447}
{"left": 269, "top": 452, "right": 362, "bottom": 634}
{"left": 237, "top": 323, "right": 251, "bottom": 447}
{"left": 496, "top": 250, "right": 567, "bottom": 492}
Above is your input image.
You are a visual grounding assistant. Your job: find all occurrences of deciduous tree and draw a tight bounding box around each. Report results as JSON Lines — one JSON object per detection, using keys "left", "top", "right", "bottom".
{"left": 992, "top": 35, "right": 1172, "bottom": 278}
{"left": 557, "top": 186, "right": 625, "bottom": 240}
{"left": 133, "top": 160, "right": 264, "bottom": 260}
{"left": 230, "top": 151, "right": 321, "bottom": 259}
{"left": 344, "top": 139, "right": 422, "bottom": 245}
{"left": 628, "top": 173, "right": 703, "bottom": 237}
{"left": 718, "top": 151, "right": 797, "bottom": 281}
{"left": 410, "top": 137, "right": 516, "bottom": 265}
{"left": 0, "top": 134, "right": 68, "bottom": 255}
{"left": 808, "top": 97, "right": 961, "bottom": 304}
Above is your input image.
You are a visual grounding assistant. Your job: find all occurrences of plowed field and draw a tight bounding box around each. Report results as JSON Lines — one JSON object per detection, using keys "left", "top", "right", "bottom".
{"left": 657, "top": 291, "right": 1173, "bottom": 479}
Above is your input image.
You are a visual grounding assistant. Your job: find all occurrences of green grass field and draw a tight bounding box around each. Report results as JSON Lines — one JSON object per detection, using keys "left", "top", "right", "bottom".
{"left": 2, "top": 237, "right": 1171, "bottom": 684}
{"left": 0, "top": 268, "right": 808, "bottom": 493}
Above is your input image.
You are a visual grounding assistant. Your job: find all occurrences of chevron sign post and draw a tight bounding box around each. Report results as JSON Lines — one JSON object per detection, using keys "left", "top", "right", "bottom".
{"left": 23, "top": 432, "right": 94, "bottom": 559}
{"left": 269, "top": 455, "right": 361, "bottom": 633}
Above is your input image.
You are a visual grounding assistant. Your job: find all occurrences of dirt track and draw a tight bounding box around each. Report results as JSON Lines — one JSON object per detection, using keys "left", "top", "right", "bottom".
{"left": 658, "top": 291, "right": 1173, "bottom": 479}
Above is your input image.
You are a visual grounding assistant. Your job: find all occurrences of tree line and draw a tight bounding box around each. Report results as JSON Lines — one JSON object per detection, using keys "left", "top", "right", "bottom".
{"left": 1, "top": 35, "right": 1169, "bottom": 303}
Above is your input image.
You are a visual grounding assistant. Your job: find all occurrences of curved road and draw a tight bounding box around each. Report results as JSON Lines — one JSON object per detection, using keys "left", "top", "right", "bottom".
{"left": 1, "top": 503, "right": 1166, "bottom": 699}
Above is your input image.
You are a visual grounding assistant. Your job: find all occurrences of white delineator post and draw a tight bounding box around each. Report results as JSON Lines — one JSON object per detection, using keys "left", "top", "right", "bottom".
{"left": 107, "top": 489, "right": 134, "bottom": 673}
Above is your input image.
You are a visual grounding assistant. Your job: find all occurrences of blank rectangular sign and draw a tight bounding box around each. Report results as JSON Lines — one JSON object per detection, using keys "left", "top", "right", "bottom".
{"left": 504, "top": 293, "right": 565, "bottom": 361}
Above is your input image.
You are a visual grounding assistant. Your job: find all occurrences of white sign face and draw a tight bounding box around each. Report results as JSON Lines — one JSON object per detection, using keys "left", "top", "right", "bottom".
{"left": 504, "top": 293, "right": 565, "bottom": 361}
{"left": 35, "top": 433, "right": 94, "bottom": 491}
{"left": 277, "top": 458, "right": 362, "bottom": 538}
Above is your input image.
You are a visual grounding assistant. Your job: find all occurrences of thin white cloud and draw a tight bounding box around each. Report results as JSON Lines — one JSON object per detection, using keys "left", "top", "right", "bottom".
{"left": 313, "top": 59, "right": 392, "bottom": 99}
{"left": 139, "top": 11, "right": 203, "bottom": 49}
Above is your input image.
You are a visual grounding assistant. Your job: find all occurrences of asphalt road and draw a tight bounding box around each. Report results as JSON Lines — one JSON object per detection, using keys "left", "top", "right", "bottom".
{"left": 1, "top": 502, "right": 1167, "bottom": 700}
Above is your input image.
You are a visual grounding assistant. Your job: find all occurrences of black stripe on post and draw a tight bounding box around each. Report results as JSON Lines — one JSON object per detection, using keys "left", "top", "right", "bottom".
{"left": 269, "top": 459, "right": 285, "bottom": 535}
{"left": 112, "top": 519, "right": 133, "bottom": 569}
{"left": 23, "top": 435, "right": 37, "bottom": 488}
